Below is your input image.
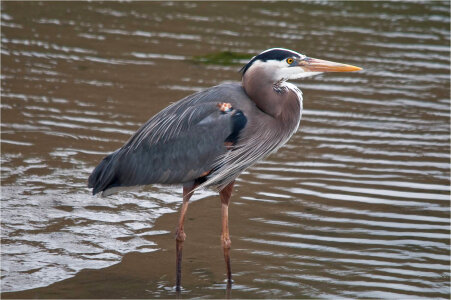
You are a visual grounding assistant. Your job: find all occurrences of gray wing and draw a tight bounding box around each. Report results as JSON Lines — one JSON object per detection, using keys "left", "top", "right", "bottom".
{"left": 88, "top": 83, "right": 250, "bottom": 195}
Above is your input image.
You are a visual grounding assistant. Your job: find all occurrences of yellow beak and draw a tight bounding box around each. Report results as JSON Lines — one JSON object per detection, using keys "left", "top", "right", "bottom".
{"left": 300, "top": 57, "right": 362, "bottom": 72}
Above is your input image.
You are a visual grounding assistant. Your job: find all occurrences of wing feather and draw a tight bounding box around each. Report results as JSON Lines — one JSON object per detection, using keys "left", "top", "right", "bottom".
{"left": 89, "top": 84, "right": 248, "bottom": 195}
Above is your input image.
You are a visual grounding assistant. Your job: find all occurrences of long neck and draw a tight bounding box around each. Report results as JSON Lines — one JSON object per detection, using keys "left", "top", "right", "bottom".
{"left": 242, "top": 68, "right": 301, "bottom": 121}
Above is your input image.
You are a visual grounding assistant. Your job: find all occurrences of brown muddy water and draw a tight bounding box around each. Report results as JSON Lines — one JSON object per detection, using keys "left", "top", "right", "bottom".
{"left": 1, "top": 1, "right": 450, "bottom": 299}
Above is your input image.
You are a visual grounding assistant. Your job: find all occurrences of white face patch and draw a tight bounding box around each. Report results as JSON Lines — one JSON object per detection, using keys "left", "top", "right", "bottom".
{"left": 249, "top": 58, "right": 321, "bottom": 82}
{"left": 280, "top": 68, "right": 322, "bottom": 80}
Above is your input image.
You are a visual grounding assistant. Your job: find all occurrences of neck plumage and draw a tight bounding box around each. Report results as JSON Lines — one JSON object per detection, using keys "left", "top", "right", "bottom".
{"left": 242, "top": 70, "right": 302, "bottom": 123}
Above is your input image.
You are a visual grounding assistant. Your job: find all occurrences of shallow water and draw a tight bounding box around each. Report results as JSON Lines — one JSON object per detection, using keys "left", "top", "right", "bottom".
{"left": 1, "top": 1, "right": 450, "bottom": 299}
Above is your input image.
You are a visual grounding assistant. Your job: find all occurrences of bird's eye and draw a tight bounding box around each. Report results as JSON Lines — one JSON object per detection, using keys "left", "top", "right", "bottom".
{"left": 286, "top": 58, "right": 294, "bottom": 64}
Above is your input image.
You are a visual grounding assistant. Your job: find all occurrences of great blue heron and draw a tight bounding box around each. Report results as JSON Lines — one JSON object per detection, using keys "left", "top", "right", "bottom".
{"left": 88, "top": 48, "right": 361, "bottom": 290}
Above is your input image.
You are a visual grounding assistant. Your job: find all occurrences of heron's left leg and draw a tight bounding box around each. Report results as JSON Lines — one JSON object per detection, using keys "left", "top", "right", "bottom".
{"left": 175, "top": 184, "right": 196, "bottom": 291}
{"left": 220, "top": 180, "right": 235, "bottom": 284}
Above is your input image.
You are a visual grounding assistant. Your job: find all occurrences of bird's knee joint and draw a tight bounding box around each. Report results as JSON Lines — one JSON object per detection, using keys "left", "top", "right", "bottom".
{"left": 175, "top": 229, "right": 186, "bottom": 242}
{"left": 221, "top": 236, "right": 231, "bottom": 249}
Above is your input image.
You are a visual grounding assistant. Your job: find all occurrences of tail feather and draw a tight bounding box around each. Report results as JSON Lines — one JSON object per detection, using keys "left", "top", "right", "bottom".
{"left": 88, "top": 151, "right": 120, "bottom": 195}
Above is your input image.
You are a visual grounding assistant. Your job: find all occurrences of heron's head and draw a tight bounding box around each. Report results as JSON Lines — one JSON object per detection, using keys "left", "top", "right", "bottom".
{"left": 241, "top": 48, "right": 362, "bottom": 83}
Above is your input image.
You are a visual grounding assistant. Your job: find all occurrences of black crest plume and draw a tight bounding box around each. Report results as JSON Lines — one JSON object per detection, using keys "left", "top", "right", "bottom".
{"left": 240, "top": 48, "right": 302, "bottom": 75}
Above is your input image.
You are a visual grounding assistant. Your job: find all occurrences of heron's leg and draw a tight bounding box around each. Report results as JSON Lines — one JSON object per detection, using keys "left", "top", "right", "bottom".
{"left": 220, "top": 180, "right": 235, "bottom": 284}
{"left": 175, "top": 184, "right": 196, "bottom": 291}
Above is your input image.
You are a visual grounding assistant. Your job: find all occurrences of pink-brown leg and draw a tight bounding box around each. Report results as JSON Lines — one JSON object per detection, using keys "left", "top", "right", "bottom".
{"left": 220, "top": 180, "right": 235, "bottom": 284}
{"left": 175, "top": 184, "right": 196, "bottom": 292}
